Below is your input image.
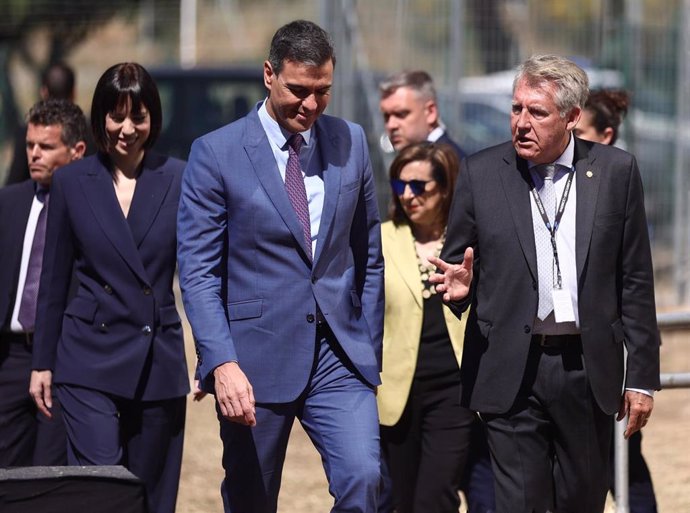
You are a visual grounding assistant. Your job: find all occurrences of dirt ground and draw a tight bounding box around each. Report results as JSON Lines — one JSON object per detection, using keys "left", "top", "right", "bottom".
{"left": 175, "top": 308, "right": 690, "bottom": 513}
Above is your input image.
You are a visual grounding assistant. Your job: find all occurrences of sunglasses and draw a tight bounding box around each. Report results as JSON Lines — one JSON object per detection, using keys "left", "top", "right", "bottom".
{"left": 390, "top": 178, "right": 435, "bottom": 196}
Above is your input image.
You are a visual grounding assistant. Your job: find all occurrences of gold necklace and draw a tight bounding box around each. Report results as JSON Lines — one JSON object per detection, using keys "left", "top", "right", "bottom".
{"left": 414, "top": 230, "right": 446, "bottom": 299}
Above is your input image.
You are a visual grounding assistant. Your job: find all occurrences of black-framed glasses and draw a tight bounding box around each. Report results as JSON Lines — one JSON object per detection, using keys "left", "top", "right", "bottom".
{"left": 390, "top": 178, "right": 435, "bottom": 196}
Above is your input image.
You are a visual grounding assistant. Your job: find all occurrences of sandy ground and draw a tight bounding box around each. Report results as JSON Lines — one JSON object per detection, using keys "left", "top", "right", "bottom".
{"left": 175, "top": 311, "right": 690, "bottom": 513}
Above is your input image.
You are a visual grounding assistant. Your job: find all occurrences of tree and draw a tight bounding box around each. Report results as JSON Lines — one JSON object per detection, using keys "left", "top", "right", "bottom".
{"left": 0, "top": 0, "right": 140, "bottom": 140}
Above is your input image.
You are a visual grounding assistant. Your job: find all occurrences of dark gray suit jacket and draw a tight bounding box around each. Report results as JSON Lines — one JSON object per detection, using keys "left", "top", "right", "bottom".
{"left": 441, "top": 137, "right": 660, "bottom": 415}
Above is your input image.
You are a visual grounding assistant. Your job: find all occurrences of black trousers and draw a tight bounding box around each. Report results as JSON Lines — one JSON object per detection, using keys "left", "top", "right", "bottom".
{"left": 381, "top": 375, "right": 480, "bottom": 513}
{"left": 483, "top": 341, "right": 612, "bottom": 513}
{"left": 0, "top": 334, "right": 67, "bottom": 467}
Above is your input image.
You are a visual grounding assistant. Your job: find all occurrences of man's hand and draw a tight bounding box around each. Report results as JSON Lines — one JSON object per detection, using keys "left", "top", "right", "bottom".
{"left": 618, "top": 390, "right": 654, "bottom": 439}
{"left": 192, "top": 379, "right": 208, "bottom": 402}
{"left": 29, "top": 370, "right": 54, "bottom": 419}
{"left": 428, "top": 247, "right": 474, "bottom": 302}
{"left": 214, "top": 361, "right": 256, "bottom": 426}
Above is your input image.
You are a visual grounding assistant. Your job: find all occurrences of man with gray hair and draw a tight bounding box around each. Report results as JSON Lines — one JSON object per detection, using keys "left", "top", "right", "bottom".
{"left": 430, "top": 55, "right": 660, "bottom": 512}
{"left": 379, "top": 70, "right": 466, "bottom": 159}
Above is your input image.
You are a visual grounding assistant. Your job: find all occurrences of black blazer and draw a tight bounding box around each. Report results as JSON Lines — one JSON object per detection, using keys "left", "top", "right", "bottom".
{"left": 436, "top": 132, "right": 467, "bottom": 161}
{"left": 0, "top": 179, "right": 36, "bottom": 330}
{"left": 441, "top": 137, "right": 660, "bottom": 415}
{"left": 32, "top": 152, "right": 190, "bottom": 400}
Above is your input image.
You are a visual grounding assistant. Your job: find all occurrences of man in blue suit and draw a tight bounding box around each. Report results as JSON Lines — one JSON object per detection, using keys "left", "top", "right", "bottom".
{"left": 177, "top": 20, "right": 384, "bottom": 513}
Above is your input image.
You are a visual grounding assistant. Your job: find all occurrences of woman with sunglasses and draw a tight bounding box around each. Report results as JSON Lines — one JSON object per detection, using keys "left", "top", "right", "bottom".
{"left": 377, "top": 142, "right": 491, "bottom": 513}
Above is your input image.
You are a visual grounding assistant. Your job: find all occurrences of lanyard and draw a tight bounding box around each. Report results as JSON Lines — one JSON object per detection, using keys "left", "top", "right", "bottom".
{"left": 529, "top": 168, "right": 574, "bottom": 289}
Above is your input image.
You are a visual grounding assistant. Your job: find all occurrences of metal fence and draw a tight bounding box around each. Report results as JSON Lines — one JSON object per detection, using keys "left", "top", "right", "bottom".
{"left": 1, "top": 0, "right": 688, "bottom": 307}
{"left": 322, "top": 0, "right": 690, "bottom": 309}
{"left": 613, "top": 311, "right": 690, "bottom": 513}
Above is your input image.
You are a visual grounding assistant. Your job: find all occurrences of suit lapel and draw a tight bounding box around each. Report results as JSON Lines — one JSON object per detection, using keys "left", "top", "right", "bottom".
{"left": 313, "top": 120, "right": 341, "bottom": 264}
{"left": 126, "top": 153, "right": 173, "bottom": 248}
{"left": 574, "top": 139, "right": 599, "bottom": 281}
{"left": 244, "top": 110, "right": 313, "bottom": 265}
{"left": 498, "top": 150, "right": 538, "bottom": 280}
{"left": 78, "top": 155, "right": 149, "bottom": 284}
{"left": 385, "top": 224, "right": 423, "bottom": 309}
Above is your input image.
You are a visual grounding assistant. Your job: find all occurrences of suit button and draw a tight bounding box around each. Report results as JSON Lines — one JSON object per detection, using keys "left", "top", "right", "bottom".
{"left": 311, "top": 276, "right": 317, "bottom": 284}
{"left": 523, "top": 325, "right": 531, "bottom": 334}
{"left": 306, "top": 314, "right": 315, "bottom": 323}
{"left": 104, "top": 284, "right": 113, "bottom": 294}
{"left": 142, "top": 287, "right": 152, "bottom": 295}
{"left": 142, "top": 325, "right": 152, "bottom": 335}
{"left": 99, "top": 322, "right": 108, "bottom": 332}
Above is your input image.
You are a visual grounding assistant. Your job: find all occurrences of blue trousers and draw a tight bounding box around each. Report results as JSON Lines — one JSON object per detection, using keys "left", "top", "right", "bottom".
{"left": 218, "top": 328, "right": 380, "bottom": 513}
{"left": 57, "top": 384, "right": 186, "bottom": 513}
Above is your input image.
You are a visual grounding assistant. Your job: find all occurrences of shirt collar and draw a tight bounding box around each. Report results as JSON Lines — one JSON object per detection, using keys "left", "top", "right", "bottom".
{"left": 258, "top": 99, "right": 313, "bottom": 150}
{"left": 427, "top": 126, "right": 445, "bottom": 143}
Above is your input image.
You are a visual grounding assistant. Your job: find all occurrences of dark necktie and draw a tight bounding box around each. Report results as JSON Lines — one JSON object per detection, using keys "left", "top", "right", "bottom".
{"left": 18, "top": 188, "right": 49, "bottom": 331}
{"left": 285, "top": 134, "right": 312, "bottom": 260}
{"left": 534, "top": 164, "right": 557, "bottom": 320}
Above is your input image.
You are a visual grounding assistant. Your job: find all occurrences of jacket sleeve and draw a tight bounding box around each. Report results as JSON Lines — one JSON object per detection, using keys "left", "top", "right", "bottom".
{"left": 32, "top": 171, "right": 75, "bottom": 370}
{"left": 350, "top": 126, "right": 384, "bottom": 369}
{"left": 177, "top": 137, "right": 238, "bottom": 386}
{"left": 619, "top": 155, "right": 661, "bottom": 391}
{"left": 439, "top": 157, "right": 478, "bottom": 319}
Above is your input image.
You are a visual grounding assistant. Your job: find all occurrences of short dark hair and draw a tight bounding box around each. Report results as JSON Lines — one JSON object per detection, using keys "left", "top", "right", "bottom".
{"left": 90, "top": 62, "right": 162, "bottom": 153}
{"left": 584, "top": 89, "right": 630, "bottom": 145}
{"left": 268, "top": 20, "right": 336, "bottom": 74}
{"left": 41, "top": 62, "right": 75, "bottom": 100}
{"left": 388, "top": 142, "right": 459, "bottom": 226}
{"left": 27, "top": 99, "right": 87, "bottom": 148}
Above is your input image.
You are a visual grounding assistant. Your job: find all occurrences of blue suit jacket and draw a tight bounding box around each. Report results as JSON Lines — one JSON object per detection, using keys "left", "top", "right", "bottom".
{"left": 177, "top": 104, "right": 384, "bottom": 403}
{"left": 32, "top": 152, "right": 190, "bottom": 400}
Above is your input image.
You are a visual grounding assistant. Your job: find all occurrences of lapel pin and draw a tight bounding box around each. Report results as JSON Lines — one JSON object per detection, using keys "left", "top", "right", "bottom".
{"left": 586, "top": 170, "right": 594, "bottom": 178}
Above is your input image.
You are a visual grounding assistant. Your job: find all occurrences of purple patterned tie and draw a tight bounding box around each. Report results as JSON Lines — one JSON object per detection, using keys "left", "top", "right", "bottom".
{"left": 285, "top": 134, "right": 312, "bottom": 260}
{"left": 18, "top": 189, "right": 49, "bottom": 331}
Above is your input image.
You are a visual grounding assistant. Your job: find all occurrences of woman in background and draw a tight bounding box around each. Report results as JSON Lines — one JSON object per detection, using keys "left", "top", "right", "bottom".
{"left": 378, "top": 142, "right": 494, "bottom": 513}
{"left": 30, "top": 62, "right": 189, "bottom": 513}
{"left": 575, "top": 88, "right": 659, "bottom": 513}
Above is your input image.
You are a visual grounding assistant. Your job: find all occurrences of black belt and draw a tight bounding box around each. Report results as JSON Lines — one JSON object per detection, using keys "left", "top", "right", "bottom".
{"left": 531, "top": 333, "right": 581, "bottom": 349}
{"left": 0, "top": 331, "right": 33, "bottom": 346}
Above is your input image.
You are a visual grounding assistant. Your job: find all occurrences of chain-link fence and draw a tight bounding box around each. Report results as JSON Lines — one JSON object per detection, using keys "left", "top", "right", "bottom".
{"left": 322, "top": 0, "right": 689, "bottom": 308}
{"left": 1, "top": 0, "right": 687, "bottom": 306}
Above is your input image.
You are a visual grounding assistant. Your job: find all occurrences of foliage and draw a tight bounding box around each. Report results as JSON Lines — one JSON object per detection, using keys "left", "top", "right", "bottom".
{"left": 0, "top": 0, "right": 140, "bottom": 139}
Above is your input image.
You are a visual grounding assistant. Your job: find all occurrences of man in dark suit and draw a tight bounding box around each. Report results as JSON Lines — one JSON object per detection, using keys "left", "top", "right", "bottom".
{"left": 0, "top": 99, "right": 87, "bottom": 466}
{"left": 430, "top": 55, "right": 660, "bottom": 513}
{"left": 177, "top": 20, "right": 384, "bottom": 512}
{"left": 379, "top": 70, "right": 466, "bottom": 159}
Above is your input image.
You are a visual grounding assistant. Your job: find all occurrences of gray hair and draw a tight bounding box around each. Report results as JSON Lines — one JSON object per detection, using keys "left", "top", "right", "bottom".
{"left": 513, "top": 55, "right": 589, "bottom": 116}
{"left": 379, "top": 70, "right": 437, "bottom": 102}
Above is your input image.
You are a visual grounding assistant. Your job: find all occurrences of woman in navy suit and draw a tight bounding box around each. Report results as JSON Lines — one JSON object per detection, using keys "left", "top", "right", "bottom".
{"left": 30, "top": 63, "right": 189, "bottom": 513}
